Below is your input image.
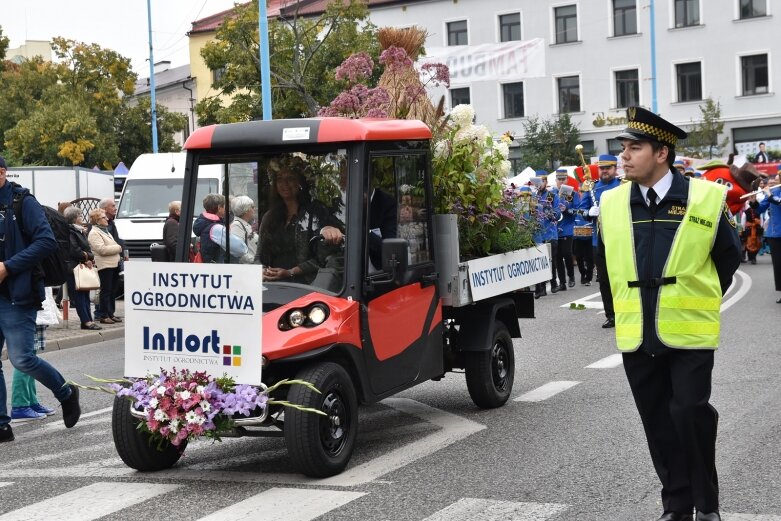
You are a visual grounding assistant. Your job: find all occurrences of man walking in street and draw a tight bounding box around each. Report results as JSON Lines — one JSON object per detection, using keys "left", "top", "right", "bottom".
{"left": 598, "top": 107, "right": 740, "bottom": 521}
{"left": 0, "top": 156, "right": 82, "bottom": 442}
{"left": 580, "top": 154, "right": 621, "bottom": 327}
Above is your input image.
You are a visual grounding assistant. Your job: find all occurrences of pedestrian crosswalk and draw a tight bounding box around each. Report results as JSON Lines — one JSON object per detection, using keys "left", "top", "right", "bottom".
{"left": 422, "top": 498, "right": 568, "bottom": 521}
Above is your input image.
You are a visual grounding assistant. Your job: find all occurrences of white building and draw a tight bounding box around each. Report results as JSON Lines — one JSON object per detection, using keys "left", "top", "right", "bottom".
{"left": 367, "top": 0, "right": 780, "bottom": 170}
{"left": 131, "top": 61, "right": 196, "bottom": 147}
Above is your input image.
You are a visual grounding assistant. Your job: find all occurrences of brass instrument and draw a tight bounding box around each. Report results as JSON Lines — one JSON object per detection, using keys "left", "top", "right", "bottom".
{"left": 739, "top": 186, "right": 780, "bottom": 200}
{"left": 576, "top": 144, "right": 598, "bottom": 208}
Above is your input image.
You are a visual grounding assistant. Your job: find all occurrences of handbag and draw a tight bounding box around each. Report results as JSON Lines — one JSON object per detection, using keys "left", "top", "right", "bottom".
{"left": 73, "top": 264, "right": 101, "bottom": 291}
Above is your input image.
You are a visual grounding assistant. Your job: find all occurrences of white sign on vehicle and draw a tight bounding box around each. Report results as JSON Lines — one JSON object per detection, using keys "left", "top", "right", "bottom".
{"left": 466, "top": 244, "right": 552, "bottom": 301}
{"left": 282, "top": 127, "right": 311, "bottom": 141}
{"left": 124, "top": 262, "right": 263, "bottom": 385}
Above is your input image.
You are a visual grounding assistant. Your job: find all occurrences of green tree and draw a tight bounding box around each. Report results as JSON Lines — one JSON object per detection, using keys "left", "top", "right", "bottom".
{"left": 196, "top": 0, "right": 378, "bottom": 123}
{"left": 678, "top": 97, "right": 730, "bottom": 159}
{"left": 0, "top": 26, "right": 9, "bottom": 71}
{"left": 520, "top": 113, "right": 581, "bottom": 170}
{"left": 116, "top": 98, "right": 188, "bottom": 163}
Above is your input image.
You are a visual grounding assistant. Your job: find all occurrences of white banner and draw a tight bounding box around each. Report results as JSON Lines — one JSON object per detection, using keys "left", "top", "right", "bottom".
{"left": 466, "top": 244, "right": 552, "bottom": 301}
{"left": 124, "top": 262, "right": 264, "bottom": 385}
{"left": 420, "top": 39, "right": 546, "bottom": 83}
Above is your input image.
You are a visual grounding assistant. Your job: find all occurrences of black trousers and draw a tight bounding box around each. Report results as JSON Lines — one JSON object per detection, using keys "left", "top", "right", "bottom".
{"left": 574, "top": 239, "right": 594, "bottom": 282}
{"left": 595, "top": 246, "right": 614, "bottom": 319}
{"left": 769, "top": 237, "right": 781, "bottom": 291}
{"left": 623, "top": 349, "right": 719, "bottom": 513}
{"left": 548, "top": 239, "right": 558, "bottom": 285}
{"left": 555, "top": 236, "right": 574, "bottom": 286}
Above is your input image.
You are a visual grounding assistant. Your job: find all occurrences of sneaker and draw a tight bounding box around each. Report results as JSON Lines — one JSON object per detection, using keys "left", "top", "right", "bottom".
{"left": 0, "top": 424, "right": 13, "bottom": 443}
{"left": 11, "top": 406, "right": 47, "bottom": 422}
{"left": 61, "top": 384, "right": 82, "bottom": 428}
{"left": 30, "top": 403, "right": 56, "bottom": 416}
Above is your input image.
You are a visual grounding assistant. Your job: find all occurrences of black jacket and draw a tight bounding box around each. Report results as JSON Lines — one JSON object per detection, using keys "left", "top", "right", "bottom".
{"left": 598, "top": 172, "right": 741, "bottom": 355}
{"left": 163, "top": 215, "right": 179, "bottom": 262}
{"left": 368, "top": 188, "right": 397, "bottom": 269}
{"left": 67, "top": 225, "right": 94, "bottom": 270}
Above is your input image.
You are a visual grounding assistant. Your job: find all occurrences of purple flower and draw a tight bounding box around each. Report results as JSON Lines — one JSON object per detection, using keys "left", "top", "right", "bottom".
{"left": 335, "top": 52, "right": 374, "bottom": 83}
{"left": 379, "top": 46, "right": 413, "bottom": 71}
{"left": 420, "top": 62, "right": 450, "bottom": 88}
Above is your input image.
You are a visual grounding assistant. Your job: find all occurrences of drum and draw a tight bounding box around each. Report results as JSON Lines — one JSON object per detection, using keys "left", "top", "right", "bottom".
{"left": 573, "top": 225, "right": 593, "bottom": 238}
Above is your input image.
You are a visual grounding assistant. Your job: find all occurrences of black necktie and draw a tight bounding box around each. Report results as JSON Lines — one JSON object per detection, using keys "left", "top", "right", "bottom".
{"left": 647, "top": 187, "right": 658, "bottom": 213}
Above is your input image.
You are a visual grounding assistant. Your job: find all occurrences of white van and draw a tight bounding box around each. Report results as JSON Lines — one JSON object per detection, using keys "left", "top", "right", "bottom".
{"left": 115, "top": 152, "right": 223, "bottom": 258}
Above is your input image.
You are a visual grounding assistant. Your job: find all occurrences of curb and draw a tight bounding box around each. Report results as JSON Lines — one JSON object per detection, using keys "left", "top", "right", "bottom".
{"left": 49, "top": 327, "right": 125, "bottom": 351}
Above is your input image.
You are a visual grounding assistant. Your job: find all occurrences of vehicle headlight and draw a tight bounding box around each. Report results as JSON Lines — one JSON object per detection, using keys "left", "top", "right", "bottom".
{"left": 308, "top": 305, "right": 328, "bottom": 325}
{"left": 288, "top": 310, "right": 305, "bottom": 328}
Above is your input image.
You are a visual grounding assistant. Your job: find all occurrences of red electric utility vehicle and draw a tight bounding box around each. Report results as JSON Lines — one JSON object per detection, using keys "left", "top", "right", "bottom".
{"left": 112, "top": 118, "right": 535, "bottom": 477}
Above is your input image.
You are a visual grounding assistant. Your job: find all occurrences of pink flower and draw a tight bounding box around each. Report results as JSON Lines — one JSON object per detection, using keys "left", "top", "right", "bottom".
{"left": 421, "top": 62, "right": 450, "bottom": 88}
{"left": 379, "top": 46, "right": 413, "bottom": 71}
{"left": 335, "top": 52, "right": 374, "bottom": 83}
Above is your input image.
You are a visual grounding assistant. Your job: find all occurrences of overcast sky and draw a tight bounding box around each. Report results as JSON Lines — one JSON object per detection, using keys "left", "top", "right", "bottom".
{"left": 3, "top": 0, "right": 241, "bottom": 76}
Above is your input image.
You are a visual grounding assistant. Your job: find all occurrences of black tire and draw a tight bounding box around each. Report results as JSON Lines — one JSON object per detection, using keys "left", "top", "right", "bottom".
{"left": 464, "top": 321, "right": 515, "bottom": 409}
{"left": 111, "top": 395, "right": 186, "bottom": 471}
{"left": 284, "top": 362, "right": 358, "bottom": 478}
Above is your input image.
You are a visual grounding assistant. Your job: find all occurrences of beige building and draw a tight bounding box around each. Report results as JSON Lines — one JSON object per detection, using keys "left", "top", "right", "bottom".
{"left": 7, "top": 40, "right": 52, "bottom": 63}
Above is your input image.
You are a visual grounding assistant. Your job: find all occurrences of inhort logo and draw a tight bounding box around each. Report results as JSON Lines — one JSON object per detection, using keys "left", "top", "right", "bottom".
{"left": 223, "top": 345, "right": 242, "bottom": 366}
{"left": 143, "top": 327, "right": 221, "bottom": 354}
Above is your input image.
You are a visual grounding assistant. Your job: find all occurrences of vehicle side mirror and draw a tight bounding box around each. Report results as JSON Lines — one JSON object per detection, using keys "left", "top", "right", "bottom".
{"left": 381, "top": 238, "right": 408, "bottom": 284}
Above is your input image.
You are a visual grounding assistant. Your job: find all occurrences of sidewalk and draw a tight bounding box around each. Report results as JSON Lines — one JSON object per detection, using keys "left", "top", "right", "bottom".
{"left": 45, "top": 298, "right": 125, "bottom": 351}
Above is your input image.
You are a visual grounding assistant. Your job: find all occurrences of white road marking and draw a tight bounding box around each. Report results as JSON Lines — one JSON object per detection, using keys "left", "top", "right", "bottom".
{"left": 0, "top": 483, "right": 12, "bottom": 488}
{"left": 723, "top": 515, "right": 781, "bottom": 521}
{"left": 0, "top": 482, "right": 179, "bottom": 521}
{"left": 16, "top": 407, "right": 113, "bottom": 441}
{"left": 196, "top": 487, "right": 365, "bottom": 521}
{"left": 585, "top": 353, "right": 623, "bottom": 369}
{"left": 0, "top": 442, "right": 115, "bottom": 468}
{"left": 422, "top": 498, "right": 568, "bottom": 521}
{"left": 514, "top": 381, "right": 580, "bottom": 402}
{"left": 721, "top": 269, "right": 751, "bottom": 312}
{"left": 561, "top": 291, "right": 603, "bottom": 309}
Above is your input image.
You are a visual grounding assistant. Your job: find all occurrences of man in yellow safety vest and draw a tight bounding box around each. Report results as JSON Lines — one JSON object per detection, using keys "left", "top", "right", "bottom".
{"left": 598, "top": 107, "right": 741, "bottom": 521}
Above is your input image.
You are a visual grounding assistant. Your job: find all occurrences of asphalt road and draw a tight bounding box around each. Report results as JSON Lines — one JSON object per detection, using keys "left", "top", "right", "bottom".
{"left": 0, "top": 256, "right": 779, "bottom": 521}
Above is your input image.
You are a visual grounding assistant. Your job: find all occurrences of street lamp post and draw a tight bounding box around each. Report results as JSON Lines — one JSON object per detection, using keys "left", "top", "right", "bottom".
{"left": 258, "top": 0, "right": 273, "bottom": 120}
{"left": 147, "top": 0, "right": 159, "bottom": 153}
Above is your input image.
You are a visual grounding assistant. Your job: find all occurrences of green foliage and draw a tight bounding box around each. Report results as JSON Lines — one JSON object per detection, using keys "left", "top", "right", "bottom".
{"left": 678, "top": 97, "right": 730, "bottom": 159}
{"left": 195, "top": 0, "right": 378, "bottom": 123}
{"left": 116, "top": 98, "right": 187, "bottom": 165}
{"left": 519, "top": 113, "right": 581, "bottom": 170}
{"left": 0, "top": 26, "right": 8, "bottom": 71}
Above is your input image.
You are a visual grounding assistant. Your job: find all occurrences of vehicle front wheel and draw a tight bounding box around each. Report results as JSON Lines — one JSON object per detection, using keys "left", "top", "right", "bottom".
{"left": 464, "top": 321, "right": 515, "bottom": 409}
{"left": 284, "top": 362, "right": 358, "bottom": 478}
{"left": 111, "top": 395, "right": 186, "bottom": 471}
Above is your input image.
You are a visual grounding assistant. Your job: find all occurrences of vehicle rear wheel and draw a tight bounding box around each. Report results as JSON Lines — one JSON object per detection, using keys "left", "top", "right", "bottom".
{"left": 284, "top": 362, "right": 358, "bottom": 478}
{"left": 111, "top": 395, "right": 186, "bottom": 471}
{"left": 464, "top": 321, "right": 515, "bottom": 409}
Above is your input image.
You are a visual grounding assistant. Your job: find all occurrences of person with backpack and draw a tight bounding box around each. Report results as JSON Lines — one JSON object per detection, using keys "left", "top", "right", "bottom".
{"left": 0, "top": 156, "right": 82, "bottom": 443}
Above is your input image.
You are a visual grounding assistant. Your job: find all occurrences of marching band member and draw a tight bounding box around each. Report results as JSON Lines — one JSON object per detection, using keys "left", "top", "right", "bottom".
{"left": 554, "top": 168, "right": 579, "bottom": 291}
{"left": 752, "top": 169, "right": 781, "bottom": 302}
{"left": 532, "top": 170, "right": 560, "bottom": 298}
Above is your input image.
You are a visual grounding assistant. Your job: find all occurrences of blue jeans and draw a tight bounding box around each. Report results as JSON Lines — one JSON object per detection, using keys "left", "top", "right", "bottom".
{"left": 0, "top": 296, "right": 70, "bottom": 427}
{"left": 67, "top": 270, "right": 93, "bottom": 324}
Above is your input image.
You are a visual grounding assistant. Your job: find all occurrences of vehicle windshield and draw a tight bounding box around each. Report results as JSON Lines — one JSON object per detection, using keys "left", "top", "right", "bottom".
{"left": 118, "top": 178, "right": 219, "bottom": 218}
{"left": 188, "top": 150, "right": 348, "bottom": 295}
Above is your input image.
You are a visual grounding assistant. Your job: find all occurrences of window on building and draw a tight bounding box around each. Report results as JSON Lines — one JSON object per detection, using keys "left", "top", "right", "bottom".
{"left": 607, "top": 138, "right": 623, "bottom": 156}
{"left": 739, "top": 0, "right": 766, "bottom": 19}
{"left": 503, "top": 83, "right": 525, "bottom": 119}
{"left": 613, "top": 0, "right": 637, "bottom": 36}
{"left": 558, "top": 76, "right": 581, "bottom": 113}
{"left": 450, "top": 87, "right": 471, "bottom": 107}
{"left": 212, "top": 67, "right": 226, "bottom": 84}
{"left": 447, "top": 20, "right": 468, "bottom": 46}
{"left": 615, "top": 69, "right": 639, "bottom": 108}
{"left": 555, "top": 5, "right": 578, "bottom": 44}
{"left": 509, "top": 147, "right": 522, "bottom": 176}
{"left": 676, "top": 62, "right": 702, "bottom": 102}
{"left": 742, "top": 54, "right": 769, "bottom": 95}
{"left": 674, "top": 0, "right": 700, "bottom": 27}
{"left": 499, "top": 13, "right": 521, "bottom": 42}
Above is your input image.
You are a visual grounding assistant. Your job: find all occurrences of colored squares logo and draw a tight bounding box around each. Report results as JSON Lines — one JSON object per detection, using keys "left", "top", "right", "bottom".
{"left": 222, "top": 345, "right": 242, "bottom": 366}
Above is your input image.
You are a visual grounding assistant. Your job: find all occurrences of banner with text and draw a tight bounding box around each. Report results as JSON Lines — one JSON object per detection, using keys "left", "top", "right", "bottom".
{"left": 420, "top": 39, "right": 546, "bottom": 83}
{"left": 467, "top": 244, "right": 552, "bottom": 301}
{"left": 124, "top": 262, "right": 263, "bottom": 385}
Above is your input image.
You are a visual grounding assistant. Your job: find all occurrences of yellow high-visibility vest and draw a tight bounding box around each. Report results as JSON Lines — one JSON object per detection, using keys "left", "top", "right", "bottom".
{"left": 600, "top": 179, "right": 727, "bottom": 351}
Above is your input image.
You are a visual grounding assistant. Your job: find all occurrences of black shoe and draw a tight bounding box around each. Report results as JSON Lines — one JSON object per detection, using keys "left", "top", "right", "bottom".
{"left": 61, "top": 384, "right": 81, "bottom": 428}
{"left": 557, "top": 284, "right": 567, "bottom": 292}
{"left": 568, "top": 279, "right": 575, "bottom": 288}
{"left": 601, "top": 317, "right": 615, "bottom": 329}
{"left": 776, "top": 297, "right": 781, "bottom": 304}
{"left": 0, "top": 424, "right": 13, "bottom": 443}
{"left": 585, "top": 281, "right": 591, "bottom": 286}
{"left": 109, "top": 316, "right": 122, "bottom": 323}
{"left": 657, "top": 513, "right": 693, "bottom": 521}
{"left": 695, "top": 513, "right": 720, "bottom": 521}
{"left": 580, "top": 276, "right": 586, "bottom": 284}
{"left": 750, "top": 258, "right": 756, "bottom": 264}
{"left": 551, "top": 284, "right": 560, "bottom": 294}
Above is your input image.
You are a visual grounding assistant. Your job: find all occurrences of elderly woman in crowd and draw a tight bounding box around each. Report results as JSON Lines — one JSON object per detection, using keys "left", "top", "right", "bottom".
{"left": 230, "top": 195, "right": 258, "bottom": 263}
{"left": 64, "top": 207, "right": 100, "bottom": 330}
{"left": 87, "top": 208, "right": 122, "bottom": 325}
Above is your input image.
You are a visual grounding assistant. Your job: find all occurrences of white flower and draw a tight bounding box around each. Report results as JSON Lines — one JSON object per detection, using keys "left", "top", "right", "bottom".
{"left": 499, "top": 160, "right": 512, "bottom": 177}
{"left": 200, "top": 400, "right": 211, "bottom": 412}
{"left": 196, "top": 385, "right": 205, "bottom": 393}
{"left": 433, "top": 140, "right": 449, "bottom": 159}
{"left": 494, "top": 141, "right": 510, "bottom": 160}
{"left": 450, "top": 104, "right": 475, "bottom": 128}
{"left": 186, "top": 411, "right": 206, "bottom": 425}
{"left": 153, "top": 409, "right": 168, "bottom": 421}
{"left": 169, "top": 419, "right": 180, "bottom": 433}
{"left": 178, "top": 390, "right": 191, "bottom": 401}
{"left": 156, "top": 385, "right": 167, "bottom": 396}
{"left": 148, "top": 397, "right": 159, "bottom": 409}
{"left": 456, "top": 124, "right": 490, "bottom": 143}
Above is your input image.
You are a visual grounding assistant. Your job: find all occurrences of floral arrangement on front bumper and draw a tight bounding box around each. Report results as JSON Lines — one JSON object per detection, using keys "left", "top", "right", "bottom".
{"left": 83, "top": 368, "right": 323, "bottom": 447}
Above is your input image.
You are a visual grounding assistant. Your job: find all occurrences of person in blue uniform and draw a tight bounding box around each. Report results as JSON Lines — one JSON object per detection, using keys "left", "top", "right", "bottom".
{"left": 598, "top": 107, "right": 740, "bottom": 521}
{"left": 532, "top": 170, "right": 560, "bottom": 298}
{"left": 553, "top": 168, "right": 579, "bottom": 291}
{"left": 752, "top": 168, "right": 781, "bottom": 302}
{"left": 579, "top": 154, "right": 621, "bottom": 327}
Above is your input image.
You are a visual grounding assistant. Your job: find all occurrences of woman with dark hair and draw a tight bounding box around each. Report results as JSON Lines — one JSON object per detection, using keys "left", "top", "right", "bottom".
{"left": 259, "top": 158, "right": 341, "bottom": 283}
{"left": 63, "top": 207, "right": 100, "bottom": 330}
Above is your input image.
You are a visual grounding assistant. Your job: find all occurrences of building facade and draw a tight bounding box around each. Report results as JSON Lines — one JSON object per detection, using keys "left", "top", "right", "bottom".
{"left": 367, "top": 0, "right": 780, "bottom": 168}
{"left": 131, "top": 61, "right": 196, "bottom": 147}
